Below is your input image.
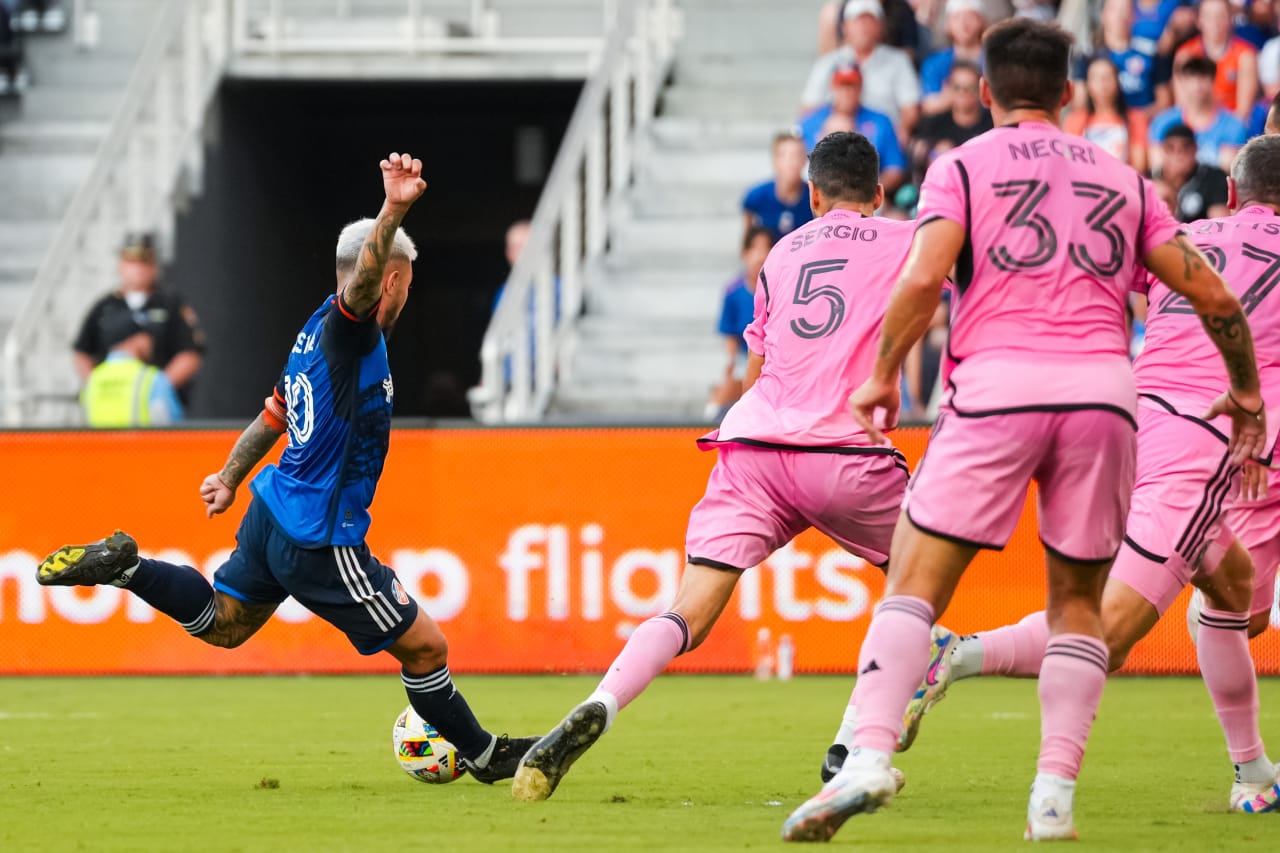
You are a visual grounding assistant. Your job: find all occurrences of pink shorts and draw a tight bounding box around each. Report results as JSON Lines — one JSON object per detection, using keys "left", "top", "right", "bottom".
{"left": 1108, "top": 406, "right": 1238, "bottom": 615}
{"left": 1223, "top": 468, "right": 1280, "bottom": 616}
{"left": 685, "top": 443, "right": 909, "bottom": 570}
{"left": 905, "top": 407, "right": 1136, "bottom": 561}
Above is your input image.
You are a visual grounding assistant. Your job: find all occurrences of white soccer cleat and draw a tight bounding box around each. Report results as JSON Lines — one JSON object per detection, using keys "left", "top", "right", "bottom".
{"left": 1024, "top": 796, "right": 1077, "bottom": 841}
{"left": 780, "top": 761, "right": 897, "bottom": 842}
{"left": 1230, "top": 767, "right": 1280, "bottom": 814}
{"left": 899, "top": 624, "right": 959, "bottom": 751}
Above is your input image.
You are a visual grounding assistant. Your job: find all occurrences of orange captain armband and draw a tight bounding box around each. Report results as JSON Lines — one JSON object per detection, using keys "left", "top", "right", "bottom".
{"left": 263, "top": 390, "right": 287, "bottom": 432}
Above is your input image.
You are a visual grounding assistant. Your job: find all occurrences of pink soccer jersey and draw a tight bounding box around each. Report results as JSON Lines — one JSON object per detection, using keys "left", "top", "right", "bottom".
{"left": 916, "top": 120, "right": 1182, "bottom": 415}
{"left": 710, "top": 208, "right": 915, "bottom": 449}
{"left": 1136, "top": 206, "right": 1280, "bottom": 453}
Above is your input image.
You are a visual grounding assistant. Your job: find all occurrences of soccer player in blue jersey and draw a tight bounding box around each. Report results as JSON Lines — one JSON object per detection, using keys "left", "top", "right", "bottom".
{"left": 36, "top": 152, "right": 537, "bottom": 783}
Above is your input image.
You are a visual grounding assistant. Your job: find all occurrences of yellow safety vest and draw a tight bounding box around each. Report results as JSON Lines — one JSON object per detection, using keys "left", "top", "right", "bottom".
{"left": 81, "top": 357, "right": 159, "bottom": 427}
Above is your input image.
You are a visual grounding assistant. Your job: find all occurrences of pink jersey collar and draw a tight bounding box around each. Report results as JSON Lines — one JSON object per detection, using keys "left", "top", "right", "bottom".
{"left": 1236, "top": 204, "right": 1280, "bottom": 218}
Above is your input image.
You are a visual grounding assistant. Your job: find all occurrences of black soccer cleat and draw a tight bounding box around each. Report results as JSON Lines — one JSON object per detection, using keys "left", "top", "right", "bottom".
{"left": 37, "top": 530, "right": 139, "bottom": 587}
{"left": 511, "top": 700, "right": 608, "bottom": 801}
{"left": 821, "top": 743, "right": 848, "bottom": 783}
{"left": 465, "top": 734, "right": 540, "bottom": 785}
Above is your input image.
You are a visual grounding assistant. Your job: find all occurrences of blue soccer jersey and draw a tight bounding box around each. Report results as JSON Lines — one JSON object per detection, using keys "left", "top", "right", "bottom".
{"left": 251, "top": 294, "right": 393, "bottom": 548}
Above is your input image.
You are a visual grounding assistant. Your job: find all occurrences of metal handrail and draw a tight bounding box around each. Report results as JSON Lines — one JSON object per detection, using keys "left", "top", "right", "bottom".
{"left": 2, "top": 0, "right": 231, "bottom": 426}
{"left": 469, "top": 0, "right": 680, "bottom": 423}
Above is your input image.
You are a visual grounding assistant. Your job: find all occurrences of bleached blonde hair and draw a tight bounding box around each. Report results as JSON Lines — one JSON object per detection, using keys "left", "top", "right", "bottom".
{"left": 334, "top": 218, "right": 418, "bottom": 272}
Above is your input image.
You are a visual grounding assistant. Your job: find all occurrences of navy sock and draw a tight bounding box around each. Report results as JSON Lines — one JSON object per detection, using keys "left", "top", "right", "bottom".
{"left": 124, "top": 558, "right": 217, "bottom": 636}
{"left": 402, "top": 666, "right": 492, "bottom": 761}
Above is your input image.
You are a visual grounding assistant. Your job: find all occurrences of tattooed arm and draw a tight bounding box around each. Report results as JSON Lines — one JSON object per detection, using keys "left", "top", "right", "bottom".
{"left": 1145, "top": 234, "right": 1265, "bottom": 462}
{"left": 199, "top": 413, "right": 285, "bottom": 518}
{"left": 342, "top": 153, "right": 427, "bottom": 317}
{"left": 848, "top": 217, "right": 962, "bottom": 442}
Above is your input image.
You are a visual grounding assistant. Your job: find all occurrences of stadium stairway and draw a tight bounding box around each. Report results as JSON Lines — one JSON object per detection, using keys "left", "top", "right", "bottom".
{"left": 547, "top": 0, "right": 824, "bottom": 422}
{"left": 0, "top": 1, "right": 158, "bottom": 399}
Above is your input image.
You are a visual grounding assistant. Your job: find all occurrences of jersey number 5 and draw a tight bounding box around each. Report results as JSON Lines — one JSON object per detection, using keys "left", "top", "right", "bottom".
{"left": 284, "top": 373, "right": 315, "bottom": 446}
{"left": 790, "top": 259, "right": 850, "bottom": 339}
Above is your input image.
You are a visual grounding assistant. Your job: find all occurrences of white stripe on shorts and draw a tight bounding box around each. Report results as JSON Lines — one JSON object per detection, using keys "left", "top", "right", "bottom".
{"left": 333, "top": 546, "right": 402, "bottom": 632}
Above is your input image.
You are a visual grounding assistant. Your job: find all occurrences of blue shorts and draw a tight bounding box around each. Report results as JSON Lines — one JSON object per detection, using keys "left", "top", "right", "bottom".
{"left": 213, "top": 499, "right": 418, "bottom": 654}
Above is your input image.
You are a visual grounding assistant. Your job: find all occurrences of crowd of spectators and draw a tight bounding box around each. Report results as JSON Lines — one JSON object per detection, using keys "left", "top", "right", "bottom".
{"left": 715, "top": 0, "right": 1280, "bottom": 421}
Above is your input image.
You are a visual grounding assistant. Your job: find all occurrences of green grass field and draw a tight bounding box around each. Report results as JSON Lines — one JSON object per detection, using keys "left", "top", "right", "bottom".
{"left": 2, "top": 675, "right": 1277, "bottom": 851}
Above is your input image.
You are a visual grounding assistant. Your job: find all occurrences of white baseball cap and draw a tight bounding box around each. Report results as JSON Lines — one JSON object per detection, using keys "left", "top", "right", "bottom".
{"left": 843, "top": 0, "right": 884, "bottom": 21}
{"left": 946, "top": 0, "right": 987, "bottom": 15}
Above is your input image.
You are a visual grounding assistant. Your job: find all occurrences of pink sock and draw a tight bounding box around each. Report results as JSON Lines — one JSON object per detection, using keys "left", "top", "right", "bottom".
{"left": 1037, "top": 633, "right": 1108, "bottom": 779}
{"left": 1197, "top": 607, "right": 1264, "bottom": 763}
{"left": 597, "top": 612, "right": 689, "bottom": 711}
{"left": 980, "top": 611, "right": 1049, "bottom": 677}
{"left": 850, "top": 595, "right": 935, "bottom": 755}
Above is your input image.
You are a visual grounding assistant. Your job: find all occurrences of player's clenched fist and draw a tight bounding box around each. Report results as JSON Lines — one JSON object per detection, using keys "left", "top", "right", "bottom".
{"left": 199, "top": 472, "right": 235, "bottom": 518}
{"left": 380, "top": 152, "right": 427, "bottom": 209}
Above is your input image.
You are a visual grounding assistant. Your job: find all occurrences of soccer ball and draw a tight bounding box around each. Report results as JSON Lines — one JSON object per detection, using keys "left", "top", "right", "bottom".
{"left": 391, "top": 706, "right": 466, "bottom": 783}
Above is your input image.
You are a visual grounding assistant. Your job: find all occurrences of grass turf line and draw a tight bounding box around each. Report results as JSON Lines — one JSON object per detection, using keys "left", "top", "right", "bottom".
{"left": 1, "top": 675, "right": 1276, "bottom": 851}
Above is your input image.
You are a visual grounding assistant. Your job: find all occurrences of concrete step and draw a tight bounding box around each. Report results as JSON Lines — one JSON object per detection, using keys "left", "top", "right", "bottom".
{"left": 627, "top": 182, "right": 745, "bottom": 218}
{"left": 548, "top": 383, "right": 711, "bottom": 421}
{"left": 611, "top": 214, "right": 742, "bottom": 257}
{"left": 671, "top": 57, "right": 816, "bottom": 88}
{"left": 587, "top": 269, "right": 733, "bottom": 320}
{"left": 637, "top": 146, "right": 771, "bottom": 186}
{"left": 0, "top": 155, "right": 95, "bottom": 219}
{"left": 0, "top": 119, "right": 107, "bottom": 155}
{"left": 661, "top": 83, "right": 801, "bottom": 122}
{"left": 24, "top": 54, "right": 138, "bottom": 88}
{"left": 648, "top": 116, "right": 789, "bottom": 150}
{"left": 13, "top": 85, "right": 125, "bottom": 121}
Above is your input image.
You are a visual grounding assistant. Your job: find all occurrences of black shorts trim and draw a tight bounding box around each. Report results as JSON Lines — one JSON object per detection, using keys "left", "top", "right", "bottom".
{"left": 688, "top": 555, "right": 748, "bottom": 573}
{"left": 1122, "top": 534, "right": 1168, "bottom": 565}
{"left": 947, "top": 401, "right": 1138, "bottom": 431}
{"left": 1041, "top": 539, "right": 1117, "bottom": 567}
{"left": 697, "top": 436, "right": 907, "bottom": 463}
{"left": 905, "top": 509, "right": 1005, "bottom": 551}
{"left": 1139, "top": 393, "right": 1229, "bottom": 444}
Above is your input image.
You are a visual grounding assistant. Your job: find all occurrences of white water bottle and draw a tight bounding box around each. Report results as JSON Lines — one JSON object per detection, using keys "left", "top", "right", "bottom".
{"left": 776, "top": 634, "right": 794, "bottom": 681}
{"left": 753, "top": 627, "right": 774, "bottom": 680}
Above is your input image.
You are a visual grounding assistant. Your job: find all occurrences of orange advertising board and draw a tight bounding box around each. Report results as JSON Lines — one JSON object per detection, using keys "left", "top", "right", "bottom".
{"left": 1, "top": 427, "right": 1275, "bottom": 675}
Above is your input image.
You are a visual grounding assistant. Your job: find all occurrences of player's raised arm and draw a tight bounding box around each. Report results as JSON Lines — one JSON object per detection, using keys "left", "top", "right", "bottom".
{"left": 1144, "top": 232, "right": 1264, "bottom": 463}
{"left": 848, "top": 217, "right": 963, "bottom": 442}
{"left": 342, "top": 152, "right": 427, "bottom": 318}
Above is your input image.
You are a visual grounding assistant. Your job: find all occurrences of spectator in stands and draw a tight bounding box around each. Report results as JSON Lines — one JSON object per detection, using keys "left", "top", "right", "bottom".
{"left": 1150, "top": 56, "right": 1249, "bottom": 171}
{"left": 1267, "top": 88, "right": 1280, "bottom": 132}
{"left": 1175, "top": 0, "right": 1259, "bottom": 120}
{"left": 1252, "top": 34, "right": 1280, "bottom": 133}
{"left": 73, "top": 233, "right": 205, "bottom": 407}
{"left": 742, "top": 133, "right": 812, "bottom": 240}
{"left": 801, "top": 0, "right": 921, "bottom": 140}
{"left": 817, "top": 0, "right": 924, "bottom": 60}
{"left": 910, "top": 61, "right": 992, "bottom": 184}
{"left": 1156, "top": 122, "right": 1231, "bottom": 222}
{"left": 920, "top": 0, "right": 985, "bottom": 115}
{"left": 1082, "top": 0, "right": 1161, "bottom": 115}
{"left": 798, "top": 65, "right": 906, "bottom": 197}
{"left": 81, "top": 304, "right": 183, "bottom": 428}
{"left": 1064, "top": 55, "right": 1151, "bottom": 171}
{"left": 705, "top": 226, "right": 776, "bottom": 422}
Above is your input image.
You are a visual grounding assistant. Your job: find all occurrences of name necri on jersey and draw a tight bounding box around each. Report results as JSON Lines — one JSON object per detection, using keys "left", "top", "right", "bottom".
{"left": 1006, "top": 138, "right": 1099, "bottom": 165}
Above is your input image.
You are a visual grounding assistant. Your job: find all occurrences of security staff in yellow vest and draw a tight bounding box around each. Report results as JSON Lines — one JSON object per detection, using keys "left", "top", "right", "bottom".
{"left": 81, "top": 307, "right": 184, "bottom": 427}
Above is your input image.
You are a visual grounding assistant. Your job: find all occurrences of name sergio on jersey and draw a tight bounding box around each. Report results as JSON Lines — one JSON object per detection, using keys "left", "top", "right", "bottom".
{"left": 789, "top": 223, "right": 879, "bottom": 252}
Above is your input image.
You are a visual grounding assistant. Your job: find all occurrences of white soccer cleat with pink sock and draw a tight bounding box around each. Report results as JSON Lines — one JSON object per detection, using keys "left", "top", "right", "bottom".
{"left": 1024, "top": 796, "right": 1076, "bottom": 841}
{"left": 1230, "top": 765, "right": 1280, "bottom": 813}
{"left": 781, "top": 760, "right": 897, "bottom": 843}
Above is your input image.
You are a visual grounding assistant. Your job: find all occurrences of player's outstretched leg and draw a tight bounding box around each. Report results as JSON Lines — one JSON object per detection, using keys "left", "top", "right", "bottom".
{"left": 392, "top": 611, "right": 539, "bottom": 785}
{"left": 897, "top": 624, "right": 960, "bottom": 752}
{"left": 513, "top": 563, "right": 736, "bottom": 801}
{"left": 38, "top": 531, "right": 224, "bottom": 636}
